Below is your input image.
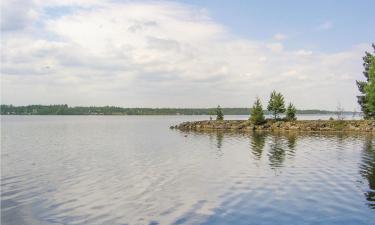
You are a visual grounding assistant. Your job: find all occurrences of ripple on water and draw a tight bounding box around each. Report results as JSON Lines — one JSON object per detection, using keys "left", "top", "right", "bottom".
{"left": 1, "top": 116, "right": 375, "bottom": 225}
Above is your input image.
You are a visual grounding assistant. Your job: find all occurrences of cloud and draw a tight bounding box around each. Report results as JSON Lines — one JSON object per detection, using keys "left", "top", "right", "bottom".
{"left": 0, "top": 1, "right": 369, "bottom": 110}
{"left": 315, "top": 20, "right": 333, "bottom": 31}
{"left": 295, "top": 49, "right": 313, "bottom": 56}
{"left": 273, "top": 33, "right": 288, "bottom": 41}
{"left": 1, "top": 0, "right": 39, "bottom": 31}
{"left": 266, "top": 42, "right": 284, "bottom": 53}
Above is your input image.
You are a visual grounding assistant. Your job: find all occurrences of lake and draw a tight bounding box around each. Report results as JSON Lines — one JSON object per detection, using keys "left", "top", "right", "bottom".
{"left": 1, "top": 116, "right": 374, "bottom": 225}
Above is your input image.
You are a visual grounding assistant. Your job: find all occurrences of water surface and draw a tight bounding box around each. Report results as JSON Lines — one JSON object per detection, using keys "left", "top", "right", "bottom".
{"left": 1, "top": 116, "right": 374, "bottom": 225}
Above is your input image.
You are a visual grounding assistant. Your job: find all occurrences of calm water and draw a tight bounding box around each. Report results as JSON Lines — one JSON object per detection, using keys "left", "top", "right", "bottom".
{"left": 1, "top": 116, "right": 374, "bottom": 225}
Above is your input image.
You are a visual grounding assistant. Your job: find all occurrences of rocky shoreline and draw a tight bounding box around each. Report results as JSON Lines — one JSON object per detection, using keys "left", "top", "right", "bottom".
{"left": 173, "top": 120, "right": 375, "bottom": 133}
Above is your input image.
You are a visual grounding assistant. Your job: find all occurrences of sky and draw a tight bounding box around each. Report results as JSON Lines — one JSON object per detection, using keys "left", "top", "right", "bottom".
{"left": 1, "top": 0, "right": 375, "bottom": 110}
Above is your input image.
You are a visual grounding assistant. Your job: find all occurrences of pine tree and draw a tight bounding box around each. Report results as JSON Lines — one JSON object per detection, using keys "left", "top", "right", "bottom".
{"left": 250, "top": 98, "right": 265, "bottom": 125}
{"left": 357, "top": 43, "right": 375, "bottom": 119}
{"left": 216, "top": 105, "right": 224, "bottom": 121}
{"left": 267, "top": 90, "right": 286, "bottom": 120}
{"left": 365, "top": 56, "right": 375, "bottom": 116}
{"left": 286, "top": 103, "right": 297, "bottom": 121}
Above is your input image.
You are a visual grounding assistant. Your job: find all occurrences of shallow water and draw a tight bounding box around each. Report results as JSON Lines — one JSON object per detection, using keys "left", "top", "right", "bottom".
{"left": 1, "top": 116, "right": 374, "bottom": 225}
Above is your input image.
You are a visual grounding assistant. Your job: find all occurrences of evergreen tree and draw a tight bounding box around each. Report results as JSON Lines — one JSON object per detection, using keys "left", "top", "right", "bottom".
{"left": 286, "top": 103, "right": 297, "bottom": 121}
{"left": 250, "top": 98, "right": 265, "bottom": 124}
{"left": 357, "top": 43, "right": 375, "bottom": 119}
{"left": 365, "top": 55, "right": 375, "bottom": 117}
{"left": 216, "top": 105, "right": 224, "bottom": 120}
{"left": 267, "top": 90, "right": 286, "bottom": 120}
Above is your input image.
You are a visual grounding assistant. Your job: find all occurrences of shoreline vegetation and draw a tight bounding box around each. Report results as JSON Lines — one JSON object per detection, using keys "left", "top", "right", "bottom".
{"left": 174, "top": 120, "right": 375, "bottom": 133}
{"left": 0, "top": 104, "right": 357, "bottom": 116}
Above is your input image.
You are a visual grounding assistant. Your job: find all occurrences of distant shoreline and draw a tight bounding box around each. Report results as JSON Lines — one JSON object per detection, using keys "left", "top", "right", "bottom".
{"left": 0, "top": 104, "right": 360, "bottom": 116}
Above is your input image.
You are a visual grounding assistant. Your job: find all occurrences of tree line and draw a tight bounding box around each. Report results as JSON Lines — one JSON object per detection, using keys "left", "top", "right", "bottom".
{"left": 0, "top": 104, "right": 343, "bottom": 116}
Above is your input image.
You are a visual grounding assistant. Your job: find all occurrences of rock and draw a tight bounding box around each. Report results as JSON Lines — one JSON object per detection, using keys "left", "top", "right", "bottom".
{"left": 173, "top": 119, "right": 375, "bottom": 133}
{"left": 290, "top": 126, "right": 299, "bottom": 130}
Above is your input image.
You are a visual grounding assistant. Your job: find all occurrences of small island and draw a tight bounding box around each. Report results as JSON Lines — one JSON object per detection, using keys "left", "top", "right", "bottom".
{"left": 174, "top": 119, "right": 375, "bottom": 133}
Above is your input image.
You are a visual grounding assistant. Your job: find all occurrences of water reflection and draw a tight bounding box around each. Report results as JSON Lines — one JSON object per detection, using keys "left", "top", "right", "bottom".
{"left": 286, "top": 133, "right": 297, "bottom": 152}
{"left": 176, "top": 129, "right": 375, "bottom": 224}
{"left": 249, "top": 132, "right": 298, "bottom": 168}
{"left": 187, "top": 130, "right": 303, "bottom": 169}
{"left": 215, "top": 132, "right": 224, "bottom": 158}
{"left": 188, "top": 130, "right": 375, "bottom": 212}
{"left": 267, "top": 135, "right": 287, "bottom": 169}
{"left": 360, "top": 137, "right": 375, "bottom": 209}
{"left": 216, "top": 132, "right": 224, "bottom": 150}
{"left": 250, "top": 132, "right": 266, "bottom": 160}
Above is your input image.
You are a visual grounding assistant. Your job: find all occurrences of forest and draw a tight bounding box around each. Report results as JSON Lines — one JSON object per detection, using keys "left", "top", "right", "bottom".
{"left": 0, "top": 104, "right": 349, "bottom": 116}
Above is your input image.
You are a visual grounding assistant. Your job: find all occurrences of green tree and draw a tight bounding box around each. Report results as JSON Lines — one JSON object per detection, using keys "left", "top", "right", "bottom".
{"left": 357, "top": 43, "right": 375, "bottom": 119}
{"left": 365, "top": 56, "right": 375, "bottom": 117}
{"left": 267, "top": 90, "right": 286, "bottom": 120}
{"left": 286, "top": 103, "right": 297, "bottom": 121}
{"left": 250, "top": 98, "right": 265, "bottom": 124}
{"left": 216, "top": 105, "right": 224, "bottom": 120}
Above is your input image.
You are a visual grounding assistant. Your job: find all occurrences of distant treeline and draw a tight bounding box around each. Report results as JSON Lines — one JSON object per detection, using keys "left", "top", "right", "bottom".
{"left": 0, "top": 104, "right": 355, "bottom": 115}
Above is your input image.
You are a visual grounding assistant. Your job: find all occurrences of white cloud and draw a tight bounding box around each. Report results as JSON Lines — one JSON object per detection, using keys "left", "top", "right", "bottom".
{"left": 258, "top": 56, "right": 267, "bottom": 62}
{"left": 1, "top": 0, "right": 39, "bottom": 31}
{"left": 315, "top": 20, "right": 333, "bottom": 31}
{"left": 273, "top": 33, "right": 287, "bottom": 41}
{"left": 281, "top": 70, "right": 298, "bottom": 77}
{"left": 266, "top": 42, "right": 284, "bottom": 53}
{"left": 295, "top": 49, "right": 313, "bottom": 56}
{"left": 0, "top": 1, "right": 369, "bottom": 110}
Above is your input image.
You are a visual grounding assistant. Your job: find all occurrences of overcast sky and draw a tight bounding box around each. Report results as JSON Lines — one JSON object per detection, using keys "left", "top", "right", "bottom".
{"left": 1, "top": 0, "right": 375, "bottom": 110}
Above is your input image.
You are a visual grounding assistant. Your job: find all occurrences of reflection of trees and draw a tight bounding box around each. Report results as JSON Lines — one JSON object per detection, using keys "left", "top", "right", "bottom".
{"left": 250, "top": 132, "right": 266, "bottom": 160}
{"left": 268, "top": 135, "right": 286, "bottom": 169}
{"left": 216, "top": 132, "right": 224, "bottom": 149}
{"left": 250, "top": 132, "right": 296, "bottom": 167}
{"left": 286, "top": 133, "right": 297, "bottom": 152}
{"left": 208, "top": 132, "right": 215, "bottom": 146}
{"left": 359, "top": 137, "right": 375, "bottom": 209}
{"left": 214, "top": 132, "right": 224, "bottom": 158}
